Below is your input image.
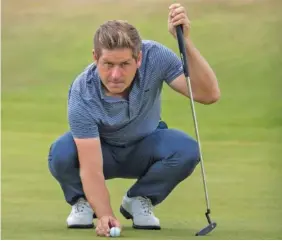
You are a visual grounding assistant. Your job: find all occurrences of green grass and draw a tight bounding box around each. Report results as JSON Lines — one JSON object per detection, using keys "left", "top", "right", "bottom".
{"left": 2, "top": 0, "right": 282, "bottom": 239}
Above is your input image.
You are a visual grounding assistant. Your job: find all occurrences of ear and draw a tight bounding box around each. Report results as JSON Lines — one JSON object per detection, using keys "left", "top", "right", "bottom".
{"left": 92, "top": 49, "right": 98, "bottom": 63}
{"left": 136, "top": 51, "right": 142, "bottom": 68}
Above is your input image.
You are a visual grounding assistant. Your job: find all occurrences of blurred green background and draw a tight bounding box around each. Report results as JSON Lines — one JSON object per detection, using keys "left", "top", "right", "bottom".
{"left": 2, "top": 0, "right": 282, "bottom": 239}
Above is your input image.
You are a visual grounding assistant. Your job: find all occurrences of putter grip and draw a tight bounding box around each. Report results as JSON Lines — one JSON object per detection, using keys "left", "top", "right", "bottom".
{"left": 176, "top": 25, "right": 189, "bottom": 77}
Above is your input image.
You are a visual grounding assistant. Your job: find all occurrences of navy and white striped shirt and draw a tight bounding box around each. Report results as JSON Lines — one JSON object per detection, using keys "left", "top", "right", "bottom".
{"left": 68, "top": 40, "right": 183, "bottom": 146}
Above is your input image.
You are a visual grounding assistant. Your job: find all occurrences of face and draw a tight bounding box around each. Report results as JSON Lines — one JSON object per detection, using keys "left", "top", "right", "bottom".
{"left": 93, "top": 48, "right": 142, "bottom": 96}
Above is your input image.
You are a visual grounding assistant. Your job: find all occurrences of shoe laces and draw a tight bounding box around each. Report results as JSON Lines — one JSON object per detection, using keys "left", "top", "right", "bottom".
{"left": 137, "top": 197, "right": 153, "bottom": 216}
{"left": 73, "top": 198, "right": 90, "bottom": 213}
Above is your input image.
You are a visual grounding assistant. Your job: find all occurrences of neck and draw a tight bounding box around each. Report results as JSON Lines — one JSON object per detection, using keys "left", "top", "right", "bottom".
{"left": 105, "top": 89, "right": 129, "bottom": 99}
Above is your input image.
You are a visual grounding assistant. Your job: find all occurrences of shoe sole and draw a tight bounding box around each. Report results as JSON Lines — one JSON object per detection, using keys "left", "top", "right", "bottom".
{"left": 67, "top": 224, "right": 94, "bottom": 229}
{"left": 120, "top": 206, "right": 161, "bottom": 230}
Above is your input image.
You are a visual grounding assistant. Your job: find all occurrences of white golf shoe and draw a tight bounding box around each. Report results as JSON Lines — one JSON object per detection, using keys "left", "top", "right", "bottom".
{"left": 67, "top": 197, "right": 94, "bottom": 228}
{"left": 120, "top": 195, "right": 161, "bottom": 229}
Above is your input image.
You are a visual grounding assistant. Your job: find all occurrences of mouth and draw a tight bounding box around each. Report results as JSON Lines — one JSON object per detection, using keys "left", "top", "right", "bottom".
{"left": 108, "top": 81, "right": 125, "bottom": 88}
{"left": 110, "top": 81, "right": 123, "bottom": 84}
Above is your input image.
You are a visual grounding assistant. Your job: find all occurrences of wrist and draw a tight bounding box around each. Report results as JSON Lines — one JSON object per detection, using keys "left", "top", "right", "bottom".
{"left": 97, "top": 214, "right": 115, "bottom": 220}
{"left": 96, "top": 209, "right": 115, "bottom": 219}
{"left": 184, "top": 37, "right": 195, "bottom": 57}
{"left": 96, "top": 204, "right": 115, "bottom": 218}
{"left": 88, "top": 198, "right": 114, "bottom": 218}
{"left": 184, "top": 37, "right": 193, "bottom": 47}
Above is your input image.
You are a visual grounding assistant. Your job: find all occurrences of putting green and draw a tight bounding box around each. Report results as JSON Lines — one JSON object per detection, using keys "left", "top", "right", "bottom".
{"left": 2, "top": 0, "right": 282, "bottom": 239}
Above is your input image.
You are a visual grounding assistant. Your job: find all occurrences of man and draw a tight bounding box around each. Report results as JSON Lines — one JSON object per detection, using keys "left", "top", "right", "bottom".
{"left": 48, "top": 3, "right": 220, "bottom": 237}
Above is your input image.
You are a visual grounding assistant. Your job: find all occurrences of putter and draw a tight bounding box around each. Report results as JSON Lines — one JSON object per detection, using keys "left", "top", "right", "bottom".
{"left": 175, "top": 25, "right": 217, "bottom": 236}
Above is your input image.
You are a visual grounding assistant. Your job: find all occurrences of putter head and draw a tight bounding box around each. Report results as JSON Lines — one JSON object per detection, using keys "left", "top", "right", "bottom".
{"left": 195, "top": 222, "right": 217, "bottom": 236}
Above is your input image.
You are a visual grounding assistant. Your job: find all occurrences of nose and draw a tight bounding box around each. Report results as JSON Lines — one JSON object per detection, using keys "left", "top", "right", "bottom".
{"left": 111, "top": 66, "right": 122, "bottom": 79}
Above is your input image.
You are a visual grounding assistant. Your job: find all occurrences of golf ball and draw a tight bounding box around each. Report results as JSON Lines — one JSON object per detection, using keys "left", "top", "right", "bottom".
{"left": 110, "top": 227, "right": 121, "bottom": 237}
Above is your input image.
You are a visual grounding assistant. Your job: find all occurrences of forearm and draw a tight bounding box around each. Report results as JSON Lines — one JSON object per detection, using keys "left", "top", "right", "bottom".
{"left": 185, "top": 37, "right": 220, "bottom": 103}
{"left": 80, "top": 169, "right": 114, "bottom": 218}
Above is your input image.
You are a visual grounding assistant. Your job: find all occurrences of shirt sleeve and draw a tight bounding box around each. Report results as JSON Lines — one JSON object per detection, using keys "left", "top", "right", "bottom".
{"left": 154, "top": 42, "right": 185, "bottom": 84}
{"left": 68, "top": 90, "right": 99, "bottom": 139}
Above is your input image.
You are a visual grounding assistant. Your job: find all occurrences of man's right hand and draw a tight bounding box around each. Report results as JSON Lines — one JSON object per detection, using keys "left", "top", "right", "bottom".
{"left": 74, "top": 137, "right": 117, "bottom": 233}
{"left": 95, "top": 216, "right": 121, "bottom": 237}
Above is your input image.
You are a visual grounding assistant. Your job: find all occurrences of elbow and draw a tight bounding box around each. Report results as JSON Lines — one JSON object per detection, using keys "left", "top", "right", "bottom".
{"left": 208, "top": 89, "right": 221, "bottom": 104}
{"left": 200, "top": 88, "right": 221, "bottom": 105}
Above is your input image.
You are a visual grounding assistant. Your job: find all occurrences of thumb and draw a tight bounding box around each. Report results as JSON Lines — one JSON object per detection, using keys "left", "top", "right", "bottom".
{"left": 109, "top": 217, "right": 121, "bottom": 229}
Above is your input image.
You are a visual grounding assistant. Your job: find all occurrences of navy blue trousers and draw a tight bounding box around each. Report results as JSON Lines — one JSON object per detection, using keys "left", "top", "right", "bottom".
{"left": 48, "top": 125, "right": 200, "bottom": 206}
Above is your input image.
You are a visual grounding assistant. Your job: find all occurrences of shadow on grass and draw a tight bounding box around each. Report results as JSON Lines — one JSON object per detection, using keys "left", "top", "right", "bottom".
{"left": 115, "top": 226, "right": 199, "bottom": 240}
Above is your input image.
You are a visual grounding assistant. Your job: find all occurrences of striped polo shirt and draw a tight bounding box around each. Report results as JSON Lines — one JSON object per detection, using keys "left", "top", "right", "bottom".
{"left": 68, "top": 40, "right": 184, "bottom": 146}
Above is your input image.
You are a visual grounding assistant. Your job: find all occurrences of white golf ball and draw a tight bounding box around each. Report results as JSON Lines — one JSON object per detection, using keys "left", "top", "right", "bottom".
{"left": 110, "top": 227, "right": 121, "bottom": 237}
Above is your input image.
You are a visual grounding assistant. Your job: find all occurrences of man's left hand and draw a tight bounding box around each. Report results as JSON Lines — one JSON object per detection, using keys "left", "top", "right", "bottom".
{"left": 168, "top": 3, "right": 191, "bottom": 39}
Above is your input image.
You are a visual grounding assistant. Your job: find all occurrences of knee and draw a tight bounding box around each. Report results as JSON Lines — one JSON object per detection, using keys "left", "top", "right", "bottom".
{"left": 181, "top": 137, "right": 200, "bottom": 163}
{"left": 48, "top": 132, "right": 78, "bottom": 179}
{"left": 173, "top": 132, "right": 200, "bottom": 177}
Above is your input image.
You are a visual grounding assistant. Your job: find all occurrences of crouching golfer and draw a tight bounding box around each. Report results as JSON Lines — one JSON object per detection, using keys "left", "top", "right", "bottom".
{"left": 48, "top": 3, "right": 220, "bottom": 237}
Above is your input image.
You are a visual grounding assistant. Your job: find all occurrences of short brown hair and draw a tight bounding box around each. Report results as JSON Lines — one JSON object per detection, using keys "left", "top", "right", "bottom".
{"left": 93, "top": 20, "right": 142, "bottom": 60}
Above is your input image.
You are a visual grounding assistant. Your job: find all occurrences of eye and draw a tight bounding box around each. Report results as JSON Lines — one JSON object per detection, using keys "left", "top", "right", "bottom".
{"left": 120, "top": 62, "right": 129, "bottom": 67}
{"left": 105, "top": 62, "right": 114, "bottom": 68}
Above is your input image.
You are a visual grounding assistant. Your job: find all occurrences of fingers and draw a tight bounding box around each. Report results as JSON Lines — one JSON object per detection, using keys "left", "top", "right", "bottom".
{"left": 169, "top": 4, "right": 188, "bottom": 21}
{"left": 95, "top": 218, "right": 110, "bottom": 237}
{"left": 95, "top": 226, "right": 107, "bottom": 237}
{"left": 110, "top": 217, "right": 121, "bottom": 229}
{"left": 168, "top": 3, "right": 190, "bottom": 31}
{"left": 169, "top": 3, "right": 181, "bottom": 10}
{"left": 95, "top": 225, "right": 108, "bottom": 237}
{"left": 95, "top": 220, "right": 103, "bottom": 236}
{"left": 171, "top": 12, "right": 186, "bottom": 23}
{"left": 169, "top": 3, "right": 186, "bottom": 17}
{"left": 170, "top": 12, "right": 189, "bottom": 27}
{"left": 95, "top": 216, "right": 122, "bottom": 237}
{"left": 170, "top": 6, "right": 186, "bottom": 16}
